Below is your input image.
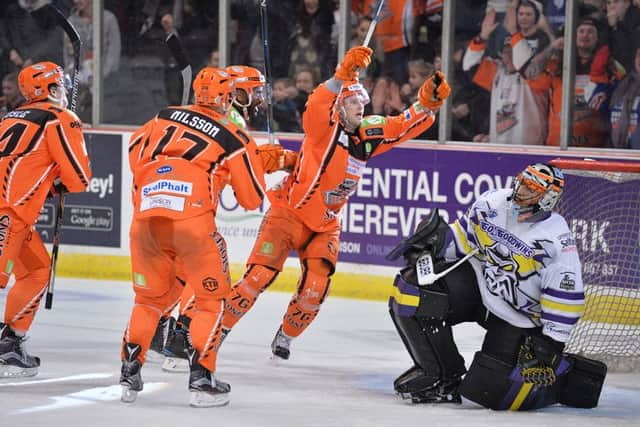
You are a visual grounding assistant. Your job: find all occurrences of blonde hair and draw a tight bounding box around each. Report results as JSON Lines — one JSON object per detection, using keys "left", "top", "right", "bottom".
{"left": 407, "top": 60, "right": 435, "bottom": 79}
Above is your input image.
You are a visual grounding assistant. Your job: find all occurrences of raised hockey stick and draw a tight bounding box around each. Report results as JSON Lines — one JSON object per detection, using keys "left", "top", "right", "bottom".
{"left": 259, "top": 0, "right": 276, "bottom": 144}
{"left": 165, "top": 32, "right": 192, "bottom": 105}
{"left": 363, "top": 0, "right": 385, "bottom": 47}
{"left": 31, "top": 3, "right": 82, "bottom": 309}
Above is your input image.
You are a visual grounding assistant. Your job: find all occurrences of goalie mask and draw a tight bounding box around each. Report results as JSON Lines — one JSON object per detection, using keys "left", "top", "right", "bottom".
{"left": 192, "top": 67, "right": 235, "bottom": 113}
{"left": 337, "top": 81, "right": 369, "bottom": 130}
{"left": 511, "top": 163, "right": 564, "bottom": 222}
{"left": 225, "top": 65, "right": 266, "bottom": 120}
{"left": 18, "top": 61, "right": 69, "bottom": 108}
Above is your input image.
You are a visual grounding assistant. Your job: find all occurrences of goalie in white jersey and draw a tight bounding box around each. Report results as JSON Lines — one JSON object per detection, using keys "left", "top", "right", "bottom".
{"left": 387, "top": 163, "right": 606, "bottom": 410}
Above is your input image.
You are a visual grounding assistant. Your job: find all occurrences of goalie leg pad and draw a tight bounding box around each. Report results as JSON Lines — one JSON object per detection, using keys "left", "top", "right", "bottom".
{"left": 558, "top": 354, "right": 607, "bottom": 408}
{"left": 389, "top": 274, "right": 466, "bottom": 386}
{"left": 459, "top": 351, "right": 515, "bottom": 410}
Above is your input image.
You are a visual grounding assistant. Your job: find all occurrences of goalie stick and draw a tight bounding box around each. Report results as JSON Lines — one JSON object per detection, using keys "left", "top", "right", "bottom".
{"left": 30, "top": 3, "right": 82, "bottom": 310}
{"left": 416, "top": 248, "right": 479, "bottom": 286}
{"left": 165, "top": 32, "right": 192, "bottom": 105}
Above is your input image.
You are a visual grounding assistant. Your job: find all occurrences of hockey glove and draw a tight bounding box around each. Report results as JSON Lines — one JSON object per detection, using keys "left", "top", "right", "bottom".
{"left": 517, "top": 335, "right": 566, "bottom": 386}
{"left": 257, "top": 144, "right": 297, "bottom": 174}
{"left": 334, "top": 46, "right": 373, "bottom": 81}
{"left": 46, "top": 177, "right": 68, "bottom": 199}
{"left": 418, "top": 71, "right": 451, "bottom": 111}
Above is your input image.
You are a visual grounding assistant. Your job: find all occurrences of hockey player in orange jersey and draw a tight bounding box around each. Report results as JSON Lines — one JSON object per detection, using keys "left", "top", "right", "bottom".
{"left": 156, "top": 65, "right": 297, "bottom": 373}
{"left": 121, "top": 67, "right": 267, "bottom": 407}
{"left": 0, "top": 62, "right": 92, "bottom": 378}
{"left": 220, "top": 46, "right": 451, "bottom": 360}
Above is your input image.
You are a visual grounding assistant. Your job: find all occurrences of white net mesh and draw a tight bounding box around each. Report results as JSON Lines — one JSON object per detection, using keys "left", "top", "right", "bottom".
{"left": 554, "top": 161, "right": 640, "bottom": 371}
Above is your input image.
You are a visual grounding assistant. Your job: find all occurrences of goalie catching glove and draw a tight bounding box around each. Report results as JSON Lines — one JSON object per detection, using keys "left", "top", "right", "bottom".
{"left": 256, "top": 144, "right": 298, "bottom": 173}
{"left": 517, "top": 335, "right": 566, "bottom": 386}
{"left": 418, "top": 71, "right": 451, "bottom": 111}
{"left": 334, "top": 46, "right": 373, "bottom": 82}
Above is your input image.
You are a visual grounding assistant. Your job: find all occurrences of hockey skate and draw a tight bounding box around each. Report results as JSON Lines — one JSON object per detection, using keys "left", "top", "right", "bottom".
{"left": 0, "top": 323, "right": 40, "bottom": 378}
{"left": 147, "top": 316, "right": 174, "bottom": 364}
{"left": 270, "top": 326, "right": 292, "bottom": 360}
{"left": 400, "top": 376, "right": 462, "bottom": 404}
{"left": 120, "top": 343, "right": 143, "bottom": 403}
{"left": 162, "top": 319, "right": 192, "bottom": 373}
{"left": 187, "top": 349, "right": 230, "bottom": 407}
{"left": 394, "top": 365, "right": 440, "bottom": 395}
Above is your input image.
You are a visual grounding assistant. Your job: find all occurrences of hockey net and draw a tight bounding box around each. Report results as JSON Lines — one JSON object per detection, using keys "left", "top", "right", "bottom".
{"left": 549, "top": 158, "right": 640, "bottom": 371}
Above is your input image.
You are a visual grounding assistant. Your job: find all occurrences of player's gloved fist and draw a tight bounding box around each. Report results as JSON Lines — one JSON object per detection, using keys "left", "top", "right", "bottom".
{"left": 418, "top": 71, "right": 451, "bottom": 111}
{"left": 334, "top": 46, "right": 373, "bottom": 81}
{"left": 257, "top": 144, "right": 289, "bottom": 173}
{"left": 517, "top": 335, "right": 565, "bottom": 386}
{"left": 282, "top": 149, "right": 298, "bottom": 172}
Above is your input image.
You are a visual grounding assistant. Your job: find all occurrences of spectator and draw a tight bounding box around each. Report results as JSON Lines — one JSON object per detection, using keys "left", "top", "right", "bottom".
{"left": 289, "top": 0, "right": 336, "bottom": 81}
{"left": 606, "top": 0, "right": 640, "bottom": 73}
{"left": 350, "top": 15, "right": 383, "bottom": 89}
{"left": 370, "top": 77, "right": 405, "bottom": 116}
{"left": 293, "top": 67, "right": 318, "bottom": 115}
{"left": 609, "top": 41, "right": 640, "bottom": 148}
{"left": 65, "top": 0, "right": 121, "bottom": 122}
{"left": 0, "top": 71, "right": 24, "bottom": 119}
{"left": 207, "top": 49, "right": 220, "bottom": 68}
{"left": 463, "top": 8, "right": 549, "bottom": 145}
{"left": 272, "top": 77, "right": 302, "bottom": 132}
{"left": 541, "top": 18, "right": 612, "bottom": 147}
{"left": 3, "top": 0, "right": 64, "bottom": 73}
{"left": 504, "top": 0, "right": 550, "bottom": 65}
{"left": 372, "top": 0, "right": 414, "bottom": 85}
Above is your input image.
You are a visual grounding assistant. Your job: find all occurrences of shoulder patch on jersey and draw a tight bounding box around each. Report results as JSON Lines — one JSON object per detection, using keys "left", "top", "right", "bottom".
{"left": 412, "top": 101, "right": 424, "bottom": 113}
{"left": 361, "top": 115, "right": 386, "bottom": 127}
{"left": 559, "top": 272, "right": 576, "bottom": 291}
{"left": 365, "top": 127, "right": 384, "bottom": 136}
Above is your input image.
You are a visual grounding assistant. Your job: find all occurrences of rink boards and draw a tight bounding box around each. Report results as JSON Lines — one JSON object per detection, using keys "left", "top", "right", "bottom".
{"left": 37, "top": 129, "right": 640, "bottom": 301}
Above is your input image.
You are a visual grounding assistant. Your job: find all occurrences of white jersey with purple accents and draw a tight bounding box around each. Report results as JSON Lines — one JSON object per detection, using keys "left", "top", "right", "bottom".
{"left": 444, "top": 188, "right": 584, "bottom": 342}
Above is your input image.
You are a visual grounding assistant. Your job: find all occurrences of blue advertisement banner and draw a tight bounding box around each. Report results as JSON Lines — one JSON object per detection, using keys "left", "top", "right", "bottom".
{"left": 36, "top": 132, "right": 122, "bottom": 247}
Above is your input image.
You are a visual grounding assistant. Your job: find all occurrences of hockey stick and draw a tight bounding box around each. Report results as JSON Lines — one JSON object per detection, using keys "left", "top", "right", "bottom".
{"left": 416, "top": 248, "right": 479, "bottom": 286}
{"left": 259, "top": 0, "right": 275, "bottom": 144}
{"left": 165, "top": 32, "right": 192, "bottom": 105}
{"left": 363, "top": 0, "right": 385, "bottom": 47}
{"left": 32, "top": 4, "right": 81, "bottom": 309}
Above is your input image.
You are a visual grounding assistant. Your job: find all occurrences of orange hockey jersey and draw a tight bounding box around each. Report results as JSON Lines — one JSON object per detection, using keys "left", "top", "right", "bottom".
{"left": 0, "top": 102, "right": 92, "bottom": 224}
{"left": 270, "top": 83, "right": 435, "bottom": 232}
{"left": 128, "top": 104, "right": 266, "bottom": 220}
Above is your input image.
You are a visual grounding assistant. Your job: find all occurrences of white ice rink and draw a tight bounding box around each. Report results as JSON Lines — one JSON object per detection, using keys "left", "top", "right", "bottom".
{"left": 2, "top": 278, "right": 639, "bottom": 427}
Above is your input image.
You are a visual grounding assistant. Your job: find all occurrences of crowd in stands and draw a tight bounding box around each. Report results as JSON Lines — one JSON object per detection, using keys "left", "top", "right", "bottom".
{"left": 1, "top": 0, "right": 639, "bottom": 149}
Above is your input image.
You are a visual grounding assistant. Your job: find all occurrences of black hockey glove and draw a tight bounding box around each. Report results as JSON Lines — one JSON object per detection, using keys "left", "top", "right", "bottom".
{"left": 517, "top": 335, "right": 565, "bottom": 386}
{"left": 46, "top": 178, "right": 68, "bottom": 199}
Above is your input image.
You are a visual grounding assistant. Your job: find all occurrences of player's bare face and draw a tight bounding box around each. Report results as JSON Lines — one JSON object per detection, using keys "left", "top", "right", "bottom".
{"left": 48, "top": 84, "right": 68, "bottom": 109}
{"left": 342, "top": 95, "right": 364, "bottom": 131}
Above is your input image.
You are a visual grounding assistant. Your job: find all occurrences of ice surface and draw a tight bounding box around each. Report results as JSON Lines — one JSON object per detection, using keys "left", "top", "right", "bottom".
{"left": 2, "top": 278, "right": 639, "bottom": 426}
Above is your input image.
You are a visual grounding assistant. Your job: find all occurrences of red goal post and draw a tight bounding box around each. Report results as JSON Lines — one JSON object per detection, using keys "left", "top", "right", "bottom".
{"left": 549, "top": 158, "right": 640, "bottom": 371}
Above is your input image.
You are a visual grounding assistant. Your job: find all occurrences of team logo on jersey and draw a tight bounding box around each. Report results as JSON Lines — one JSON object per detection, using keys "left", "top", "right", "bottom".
{"left": 157, "top": 165, "right": 173, "bottom": 174}
{"left": 365, "top": 127, "right": 383, "bottom": 136}
{"left": 202, "top": 277, "right": 218, "bottom": 292}
{"left": 0, "top": 215, "right": 10, "bottom": 256}
{"left": 361, "top": 116, "right": 386, "bottom": 126}
{"left": 479, "top": 220, "right": 533, "bottom": 257}
{"left": 487, "top": 209, "right": 498, "bottom": 218}
{"left": 133, "top": 272, "right": 147, "bottom": 288}
{"left": 260, "top": 242, "right": 274, "bottom": 255}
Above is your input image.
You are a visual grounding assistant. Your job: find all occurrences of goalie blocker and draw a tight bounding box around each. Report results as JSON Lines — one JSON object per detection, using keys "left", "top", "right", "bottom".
{"left": 387, "top": 209, "right": 606, "bottom": 410}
